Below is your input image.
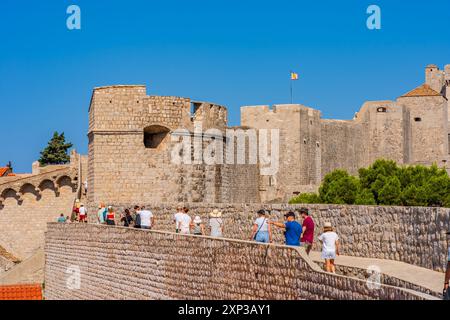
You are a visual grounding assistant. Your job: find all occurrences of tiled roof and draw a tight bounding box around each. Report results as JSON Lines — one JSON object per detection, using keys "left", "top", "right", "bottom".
{"left": 401, "top": 84, "right": 443, "bottom": 98}
{"left": 0, "top": 167, "right": 9, "bottom": 177}
{"left": 0, "top": 284, "right": 43, "bottom": 300}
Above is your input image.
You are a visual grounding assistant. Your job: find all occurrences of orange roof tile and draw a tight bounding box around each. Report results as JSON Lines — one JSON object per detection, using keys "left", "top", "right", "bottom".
{"left": 401, "top": 84, "right": 443, "bottom": 98}
{"left": 0, "top": 284, "right": 43, "bottom": 300}
{"left": 0, "top": 167, "right": 9, "bottom": 177}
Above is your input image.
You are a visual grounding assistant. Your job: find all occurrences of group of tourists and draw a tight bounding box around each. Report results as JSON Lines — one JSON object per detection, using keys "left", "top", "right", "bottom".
{"left": 173, "top": 207, "right": 223, "bottom": 237}
{"left": 251, "top": 207, "right": 339, "bottom": 273}
{"left": 64, "top": 199, "right": 89, "bottom": 223}
{"left": 58, "top": 202, "right": 450, "bottom": 283}
{"left": 93, "top": 204, "right": 224, "bottom": 237}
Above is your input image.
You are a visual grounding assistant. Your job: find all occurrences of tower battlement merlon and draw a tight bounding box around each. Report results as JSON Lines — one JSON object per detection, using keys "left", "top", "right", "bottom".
{"left": 191, "top": 100, "right": 228, "bottom": 129}
{"left": 425, "top": 64, "right": 446, "bottom": 95}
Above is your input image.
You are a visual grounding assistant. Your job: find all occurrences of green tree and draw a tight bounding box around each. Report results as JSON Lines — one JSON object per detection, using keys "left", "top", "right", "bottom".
{"left": 289, "top": 193, "right": 321, "bottom": 204}
{"left": 359, "top": 159, "right": 400, "bottom": 202}
{"left": 377, "top": 176, "right": 402, "bottom": 205}
{"left": 38, "top": 132, "right": 73, "bottom": 166}
{"left": 289, "top": 159, "right": 450, "bottom": 207}
{"left": 355, "top": 188, "right": 376, "bottom": 205}
{"left": 319, "top": 170, "right": 360, "bottom": 204}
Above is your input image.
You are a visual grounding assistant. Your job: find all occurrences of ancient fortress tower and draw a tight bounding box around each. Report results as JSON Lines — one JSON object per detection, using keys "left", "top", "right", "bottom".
{"left": 88, "top": 64, "right": 450, "bottom": 204}
{"left": 1, "top": 64, "right": 449, "bottom": 265}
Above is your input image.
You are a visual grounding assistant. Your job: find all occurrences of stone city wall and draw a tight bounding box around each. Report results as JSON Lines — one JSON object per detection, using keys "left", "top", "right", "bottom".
{"left": 44, "top": 223, "right": 433, "bottom": 300}
{"left": 95, "top": 203, "right": 450, "bottom": 272}
{"left": 0, "top": 167, "right": 78, "bottom": 260}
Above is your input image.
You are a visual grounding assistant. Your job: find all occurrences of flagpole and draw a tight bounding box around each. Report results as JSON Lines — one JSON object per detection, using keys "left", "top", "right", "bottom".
{"left": 290, "top": 71, "right": 293, "bottom": 104}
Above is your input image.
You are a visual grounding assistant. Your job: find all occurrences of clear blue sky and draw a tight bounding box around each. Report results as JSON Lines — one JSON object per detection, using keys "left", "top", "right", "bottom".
{"left": 1, "top": 0, "right": 449, "bottom": 172}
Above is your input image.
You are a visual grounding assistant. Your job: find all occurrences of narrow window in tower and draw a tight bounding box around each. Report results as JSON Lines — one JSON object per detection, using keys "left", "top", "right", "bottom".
{"left": 143, "top": 125, "right": 170, "bottom": 149}
{"left": 377, "top": 107, "right": 387, "bottom": 113}
{"left": 414, "top": 117, "right": 422, "bottom": 122}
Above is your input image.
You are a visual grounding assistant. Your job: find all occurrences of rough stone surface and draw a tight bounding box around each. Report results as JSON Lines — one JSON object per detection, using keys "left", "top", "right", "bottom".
{"left": 98, "top": 203, "right": 450, "bottom": 272}
{"left": 0, "top": 165, "right": 78, "bottom": 260}
{"left": 44, "top": 223, "right": 433, "bottom": 300}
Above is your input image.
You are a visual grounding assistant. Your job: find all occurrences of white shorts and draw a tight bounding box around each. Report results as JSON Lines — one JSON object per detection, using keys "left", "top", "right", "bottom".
{"left": 322, "top": 250, "right": 336, "bottom": 260}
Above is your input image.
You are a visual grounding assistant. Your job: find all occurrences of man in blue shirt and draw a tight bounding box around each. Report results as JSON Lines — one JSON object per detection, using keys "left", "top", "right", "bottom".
{"left": 269, "top": 211, "right": 302, "bottom": 246}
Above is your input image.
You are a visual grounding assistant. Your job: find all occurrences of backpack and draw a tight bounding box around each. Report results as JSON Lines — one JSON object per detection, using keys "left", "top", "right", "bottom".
{"left": 102, "top": 208, "right": 107, "bottom": 221}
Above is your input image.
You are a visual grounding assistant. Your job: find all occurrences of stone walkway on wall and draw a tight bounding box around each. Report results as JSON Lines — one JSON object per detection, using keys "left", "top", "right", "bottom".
{"left": 310, "top": 251, "right": 444, "bottom": 296}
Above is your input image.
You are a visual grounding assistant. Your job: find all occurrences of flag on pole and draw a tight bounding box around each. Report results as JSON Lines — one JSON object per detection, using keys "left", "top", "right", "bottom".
{"left": 290, "top": 72, "right": 299, "bottom": 80}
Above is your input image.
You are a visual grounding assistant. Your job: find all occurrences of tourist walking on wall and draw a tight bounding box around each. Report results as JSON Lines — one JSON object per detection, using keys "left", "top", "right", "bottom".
{"left": 209, "top": 209, "right": 223, "bottom": 237}
{"left": 174, "top": 206, "right": 184, "bottom": 233}
{"left": 269, "top": 211, "right": 302, "bottom": 246}
{"left": 79, "top": 204, "right": 87, "bottom": 223}
{"left": 97, "top": 203, "right": 106, "bottom": 224}
{"left": 300, "top": 208, "right": 315, "bottom": 255}
{"left": 133, "top": 205, "right": 141, "bottom": 228}
{"left": 106, "top": 206, "right": 116, "bottom": 225}
{"left": 177, "top": 207, "right": 192, "bottom": 235}
{"left": 121, "top": 209, "right": 134, "bottom": 227}
{"left": 139, "top": 206, "right": 154, "bottom": 230}
{"left": 318, "top": 222, "right": 340, "bottom": 273}
{"left": 72, "top": 199, "right": 80, "bottom": 221}
{"left": 444, "top": 231, "right": 450, "bottom": 300}
{"left": 192, "top": 216, "right": 205, "bottom": 235}
{"left": 251, "top": 210, "right": 272, "bottom": 243}
{"left": 57, "top": 214, "right": 66, "bottom": 223}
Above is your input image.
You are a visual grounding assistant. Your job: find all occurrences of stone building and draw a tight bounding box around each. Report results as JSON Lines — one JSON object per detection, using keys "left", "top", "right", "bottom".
{"left": 87, "top": 64, "right": 450, "bottom": 204}
{"left": 1, "top": 63, "right": 450, "bottom": 294}
{"left": 242, "top": 64, "right": 450, "bottom": 201}
{"left": 87, "top": 85, "right": 260, "bottom": 207}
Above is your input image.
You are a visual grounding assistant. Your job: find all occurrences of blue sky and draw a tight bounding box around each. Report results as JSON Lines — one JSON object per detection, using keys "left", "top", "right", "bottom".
{"left": 1, "top": 0, "right": 449, "bottom": 172}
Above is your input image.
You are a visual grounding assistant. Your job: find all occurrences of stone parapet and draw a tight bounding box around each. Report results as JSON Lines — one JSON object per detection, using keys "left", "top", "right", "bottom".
{"left": 44, "top": 223, "right": 435, "bottom": 300}
{"left": 91, "top": 203, "right": 450, "bottom": 272}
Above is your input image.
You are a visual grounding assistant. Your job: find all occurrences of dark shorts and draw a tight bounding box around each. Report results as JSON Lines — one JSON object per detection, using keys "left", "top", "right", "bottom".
{"left": 106, "top": 220, "right": 115, "bottom": 226}
{"left": 141, "top": 226, "right": 150, "bottom": 230}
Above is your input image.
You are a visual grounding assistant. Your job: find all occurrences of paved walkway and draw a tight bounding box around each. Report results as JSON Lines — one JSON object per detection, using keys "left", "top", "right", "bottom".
{"left": 310, "top": 251, "right": 444, "bottom": 294}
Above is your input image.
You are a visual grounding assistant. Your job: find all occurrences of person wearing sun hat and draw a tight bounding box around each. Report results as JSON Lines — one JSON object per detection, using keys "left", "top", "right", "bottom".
{"left": 208, "top": 209, "right": 223, "bottom": 237}
{"left": 318, "top": 222, "right": 340, "bottom": 273}
{"left": 192, "top": 216, "right": 205, "bottom": 235}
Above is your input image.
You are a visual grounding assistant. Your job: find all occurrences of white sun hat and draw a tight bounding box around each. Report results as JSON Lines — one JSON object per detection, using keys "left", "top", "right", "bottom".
{"left": 193, "top": 216, "right": 202, "bottom": 224}
{"left": 209, "top": 209, "right": 222, "bottom": 218}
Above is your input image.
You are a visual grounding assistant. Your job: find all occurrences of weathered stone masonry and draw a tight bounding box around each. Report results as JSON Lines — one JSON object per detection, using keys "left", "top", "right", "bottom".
{"left": 44, "top": 223, "right": 434, "bottom": 300}
{"left": 105, "top": 203, "right": 450, "bottom": 272}
{"left": 0, "top": 165, "right": 78, "bottom": 260}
